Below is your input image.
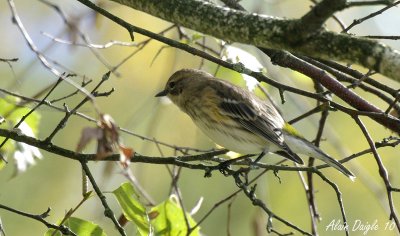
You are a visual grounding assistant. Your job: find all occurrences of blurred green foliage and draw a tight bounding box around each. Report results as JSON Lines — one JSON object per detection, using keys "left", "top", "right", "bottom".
{"left": 45, "top": 217, "right": 107, "bottom": 236}
{"left": 113, "top": 182, "right": 150, "bottom": 235}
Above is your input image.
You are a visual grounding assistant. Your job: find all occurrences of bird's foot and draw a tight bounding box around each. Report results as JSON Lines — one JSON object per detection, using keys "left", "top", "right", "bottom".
{"left": 218, "top": 160, "right": 233, "bottom": 176}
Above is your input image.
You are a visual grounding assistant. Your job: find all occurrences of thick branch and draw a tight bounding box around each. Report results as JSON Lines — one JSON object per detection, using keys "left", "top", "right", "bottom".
{"left": 1, "top": 127, "right": 398, "bottom": 174}
{"left": 109, "top": 0, "right": 400, "bottom": 82}
{"left": 75, "top": 0, "right": 400, "bottom": 134}
{"left": 298, "top": 0, "right": 346, "bottom": 35}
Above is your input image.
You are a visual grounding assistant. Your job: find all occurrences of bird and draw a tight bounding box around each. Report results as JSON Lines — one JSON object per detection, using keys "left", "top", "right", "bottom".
{"left": 155, "top": 68, "right": 355, "bottom": 180}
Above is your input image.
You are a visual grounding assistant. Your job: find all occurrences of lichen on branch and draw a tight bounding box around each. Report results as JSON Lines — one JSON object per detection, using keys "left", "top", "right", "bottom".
{"left": 110, "top": 0, "right": 400, "bottom": 82}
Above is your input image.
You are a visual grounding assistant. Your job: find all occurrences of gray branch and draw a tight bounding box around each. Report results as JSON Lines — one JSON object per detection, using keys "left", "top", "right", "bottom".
{"left": 110, "top": 0, "right": 400, "bottom": 82}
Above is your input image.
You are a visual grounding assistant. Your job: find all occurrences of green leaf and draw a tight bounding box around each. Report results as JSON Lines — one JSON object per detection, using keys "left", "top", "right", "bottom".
{"left": 191, "top": 33, "right": 204, "bottom": 42}
{"left": 215, "top": 66, "right": 246, "bottom": 88}
{"left": 179, "top": 39, "right": 190, "bottom": 45}
{"left": 0, "top": 96, "right": 41, "bottom": 135}
{"left": 44, "top": 217, "right": 106, "bottom": 236}
{"left": 0, "top": 96, "right": 42, "bottom": 172}
{"left": 113, "top": 182, "right": 150, "bottom": 236}
{"left": 150, "top": 195, "right": 200, "bottom": 236}
{"left": 220, "top": 45, "right": 265, "bottom": 90}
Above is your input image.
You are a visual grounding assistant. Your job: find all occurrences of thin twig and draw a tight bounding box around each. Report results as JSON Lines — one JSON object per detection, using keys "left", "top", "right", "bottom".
{"left": 42, "top": 31, "right": 137, "bottom": 49}
{"left": 226, "top": 197, "right": 235, "bottom": 236}
{"left": 343, "top": 1, "right": 400, "bottom": 32}
{"left": 38, "top": 0, "right": 120, "bottom": 77}
{"left": 50, "top": 78, "right": 93, "bottom": 104}
{"left": 80, "top": 161, "right": 127, "bottom": 236}
{"left": 76, "top": 0, "right": 400, "bottom": 134}
{"left": 0, "top": 204, "right": 76, "bottom": 236}
{"left": 346, "top": 1, "right": 396, "bottom": 7}
{"left": 1, "top": 126, "right": 399, "bottom": 172}
{"left": 385, "top": 91, "right": 400, "bottom": 114}
{"left": 45, "top": 71, "right": 111, "bottom": 143}
{"left": 314, "top": 172, "right": 349, "bottom": 236}
{"left": 0, "top": 77, "right": 63, "bottom": 161}
{"left": 288, "top": 104, "right": 327, "bottom": 124}
{"left": 307, "top": 83, "right": 329, "bottom": 235}
{"left": 1, "top": 85, "right": 216, "bottom": 153}
{"left": 51, "top": 192, "right": 93, "bottom": 236}
{"left": 7, "top": 0, "right": 94, "bottom": 101}
{"left": 299, "top": 56, "right": 400, "bottom": 115}
{"left": 353, "top": 116, "right": 400, "bottom": 231}
{"left": 362, "top": 35, "right": 400, "bottom": 40}
{"left": 231, "top": 171, "right": 312, "bottom": 236}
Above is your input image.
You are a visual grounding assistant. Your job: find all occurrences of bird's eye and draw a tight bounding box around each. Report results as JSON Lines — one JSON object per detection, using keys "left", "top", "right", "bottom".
{"left": 169, "top": 81, "right": 176, "bottom": 89}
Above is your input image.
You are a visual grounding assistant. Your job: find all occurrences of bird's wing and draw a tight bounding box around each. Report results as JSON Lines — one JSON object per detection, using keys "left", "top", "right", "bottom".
{"left": 214, "top": 81, "right": 303, "bottom": 164}
{"left": 213, "top": 81, "right": 283, "bottom": 145}
{"left": 220, "top": 98, "right": 283, "bottom": 146}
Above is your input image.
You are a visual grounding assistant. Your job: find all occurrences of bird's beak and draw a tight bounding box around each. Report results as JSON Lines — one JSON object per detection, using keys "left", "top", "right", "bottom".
{"left": 155, "top": 89, "right": 168, "bottom": 97}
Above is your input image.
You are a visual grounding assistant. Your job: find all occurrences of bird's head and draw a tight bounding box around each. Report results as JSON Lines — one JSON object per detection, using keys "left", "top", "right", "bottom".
{"left": 155, "top": 68, "right": 212, "bottom": 105}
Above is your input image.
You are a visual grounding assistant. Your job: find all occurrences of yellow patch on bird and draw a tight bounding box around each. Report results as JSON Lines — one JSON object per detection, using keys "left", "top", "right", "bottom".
{"left": 209, "top": 106, "right": 225, "bottom": 122}
{"left": 202, "top": 88, "right": 226, "bottom": 123}
{"left": 252, "top": 83, "right": 268, "bottom": 100}
{"left": 213, "top": 145, "right": 240, "bottom": 159}
{"left": 226, "top": 151, "right": 241, "bottom": 159}
{"left": 283, "top": 123, "right": 303, "bottom": 138}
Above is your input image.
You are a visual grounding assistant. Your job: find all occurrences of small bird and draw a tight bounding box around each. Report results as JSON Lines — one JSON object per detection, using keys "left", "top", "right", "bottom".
{"left": 156, "top": 69, "right": 354, "bottom": 180}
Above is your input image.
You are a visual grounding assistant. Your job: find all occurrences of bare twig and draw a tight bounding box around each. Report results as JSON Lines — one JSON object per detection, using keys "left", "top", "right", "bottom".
{"left": 50, "top": 78, "right": 93, "bottom": 104}
{"left": 346, "top": 1, "right": 396, "bottom": 7}
{"left": 77, "top": 0, "right": 400, "bottom": 134}
{"left": 45, "top": 71, "right": 111, "bottom": 143}
{"left": 42, "top": 31, "right": 137, "bottom": 49}
{"left": 353, "top": 116, "right": 400, "bottom": 231}
{"left": 299, "top": 56, "right": 400, "bottom": 115}
{"left": 231, "top": 171, "right": 312, "bottom": 236}
{"left": 226, "top": 197, "right": 235, "bottom": 236}
{"left": 288, "top": 104, "right": 327, "bottom": 124}
{"left": 307, "top": 83, "right": 329, "bottom": 235}
{"left": 80, "top": 161, "right": 126, "bottom": 236}
{"left": 0, "top": 77, "right": 63, "bottom": 159}
{"left": 51, "top": 192, "right": 93, "bottom": 236}
{"left": 314, "top": 172, "right": 349, "bottom": 236}
{"left": 1, "top": 85, "right": 217, "bottom": 153}
{"left": 0, "top": 58, "right": 18, "bottom": 63}
{"left": 362, "top": 35, "right": 400, "bottom": 40}
{"left": 343, "top": 0, "right": 400, "bottom": 32}
{"left": 385, "top": 91, "right": 400, "bottom": 114}
{"left": 38, "top": 0, "right": 120, "bottom": 77}
{"left": 0, "top": 204, "right": 76, "bottom": 236}
{"left": 7, "top": 0, "right": 94, "bottom": 101}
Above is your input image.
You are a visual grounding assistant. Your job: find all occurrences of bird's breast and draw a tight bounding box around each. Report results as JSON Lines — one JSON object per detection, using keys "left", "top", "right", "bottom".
{"left": 192, "top": 118, "right": 269, "bottom": 154}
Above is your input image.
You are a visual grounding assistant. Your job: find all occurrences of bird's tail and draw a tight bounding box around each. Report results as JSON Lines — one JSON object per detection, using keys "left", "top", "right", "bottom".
{"left": 283, "top": 131, "right": 355, "bottom": 181}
